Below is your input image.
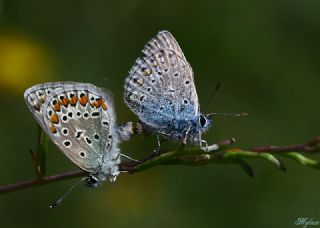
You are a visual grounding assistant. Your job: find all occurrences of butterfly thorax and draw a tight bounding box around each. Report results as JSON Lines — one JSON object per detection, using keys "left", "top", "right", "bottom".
{"left": 98, "top": 145, "right": 121, "bottom": 183}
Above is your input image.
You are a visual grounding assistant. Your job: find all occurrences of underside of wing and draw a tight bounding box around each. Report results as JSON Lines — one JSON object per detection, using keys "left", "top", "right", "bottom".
{"left": 24, "top": 82, "right": 69, "bottom": 130}
{"left": 24, "top": 82, "right": 119, "bottom": 173}
{"left": 124, "top": 31, "right": 199, "bottom": 129}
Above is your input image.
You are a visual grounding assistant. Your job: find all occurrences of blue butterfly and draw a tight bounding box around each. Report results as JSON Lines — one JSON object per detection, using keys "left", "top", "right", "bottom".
{"left": 124, "top": 31, "right": 212, "bottom": 147}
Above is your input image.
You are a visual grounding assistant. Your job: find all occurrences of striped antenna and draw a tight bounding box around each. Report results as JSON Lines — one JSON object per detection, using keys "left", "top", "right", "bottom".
{"left": 49, "top": 177, "right": 88, "bottom": 209}
{"left": 207, "top": 112, "right": 248, "bottom": 117}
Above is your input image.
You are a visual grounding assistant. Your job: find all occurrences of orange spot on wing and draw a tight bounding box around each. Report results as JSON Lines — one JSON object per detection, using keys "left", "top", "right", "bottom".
{"left": 50, "top": 114, "right": 59, "bottom": 124}
{"left": 53, "top": 102, "right": 60, "bottom": 111}
{"left": 80, "top": 96, "right": 88, "bottom": 106}
{"left": 60, "top": 98, "right": 69, "bottom": 107}
{"left": 95, "top": 98, "right": 102, "bottom": 108}
{"left": 50, "top": 124, "right": 57, "bottom": 133}
{"left": 102, "top": 101, "right": 108, "bottom": 110}
{"left": 69, "top": 96, "right": 78, "bottom": 105}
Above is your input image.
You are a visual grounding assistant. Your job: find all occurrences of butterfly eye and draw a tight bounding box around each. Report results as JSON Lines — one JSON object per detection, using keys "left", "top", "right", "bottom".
{"left": 86, "top": 175, "right": 99, "bottom": 187}
{"left": 199, "top": 115, "right": 207, "bottom": 127}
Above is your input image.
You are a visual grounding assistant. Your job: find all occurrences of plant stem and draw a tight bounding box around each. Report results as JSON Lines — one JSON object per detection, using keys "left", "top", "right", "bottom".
{"left": 1, "top": 136, "right": 320, "bottom": 194}
{"left": 0, "top": 170, "right": 85, "bottom": 194}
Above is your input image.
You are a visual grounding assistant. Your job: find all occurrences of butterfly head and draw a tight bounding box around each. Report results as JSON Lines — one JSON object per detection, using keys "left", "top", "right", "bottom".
{"left": 199, "top": 114, "right": 212, "bottom": 133}
{"left": 85, "top": 169, "right": 119, "bottom": 187}
{"left": 85, "top": 175, "right": 100, "bottom": 187}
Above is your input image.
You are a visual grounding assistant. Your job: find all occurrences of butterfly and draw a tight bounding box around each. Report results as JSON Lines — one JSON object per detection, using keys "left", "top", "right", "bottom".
{"left": 124, "top": 30, "right": 212, "bottom": 147}
{"left": 24, "top": 82, "right": 133, "bottom": 188}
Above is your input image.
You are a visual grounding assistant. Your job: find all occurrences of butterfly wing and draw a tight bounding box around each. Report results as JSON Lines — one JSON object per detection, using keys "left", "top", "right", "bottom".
{"left": 24, "top": 82, "right": 64, "bottom": 132}
{"left": 24, "top": 82, "right": 120, "bottom": 174}
{"left": 124, "top": 31, "right": 199, "bottom": 131}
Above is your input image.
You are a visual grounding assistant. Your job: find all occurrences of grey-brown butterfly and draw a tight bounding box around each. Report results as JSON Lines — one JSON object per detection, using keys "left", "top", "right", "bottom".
{"left": 24, "top": 82, "right": 133, "bottom": 207}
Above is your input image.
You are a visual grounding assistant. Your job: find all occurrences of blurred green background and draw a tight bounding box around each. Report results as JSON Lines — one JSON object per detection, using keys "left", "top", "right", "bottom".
{"left": 1, "top": 0, "right": 319, "bottom": 227}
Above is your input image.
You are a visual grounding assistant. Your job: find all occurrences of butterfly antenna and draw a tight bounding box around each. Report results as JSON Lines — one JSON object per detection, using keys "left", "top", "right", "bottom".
{"left": 49, "top": 177, "right": 88, "bottom": 209}
{"left": 204, "top": 82, "right": 221, "bottom": 111}
{"left": 207, "top": 112, "right": 248, "bottom": 117}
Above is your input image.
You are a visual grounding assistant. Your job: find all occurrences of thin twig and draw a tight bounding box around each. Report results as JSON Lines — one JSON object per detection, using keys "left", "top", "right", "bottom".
{"left": 250, "top": 136, "right": 320, "bottom": 153}
{"left": 1, "top": 136, "right": 320, "bottom": 194}
{"left": 0, "top": 170, "right": 85, "bottom": 194}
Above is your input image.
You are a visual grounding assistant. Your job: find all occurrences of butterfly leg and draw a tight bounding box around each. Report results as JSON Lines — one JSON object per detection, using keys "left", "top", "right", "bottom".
{"left": 182, "top": 125, "right": 192, "bottom": 144}
{"left": 152, "top": 134, "right": 161, "bottom": 156}
{"left": 137, "top": 134, "right": 162, "bottom": 163}
{"left": 157, "top": 130, "right": 173, "bottom": 150}
{"left": 120, "top": 153, "right": 140, "bottom": 163}
{"left": 201, "top": 139, "right": 209, "bottom": 151}
{"left": 197, "top": 133, "right": 206, "bottom": 147}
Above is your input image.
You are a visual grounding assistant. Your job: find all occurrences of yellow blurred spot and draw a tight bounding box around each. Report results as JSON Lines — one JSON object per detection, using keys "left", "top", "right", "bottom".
{"left": 0, "top": 33, "right": 53, "bottom": 93}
